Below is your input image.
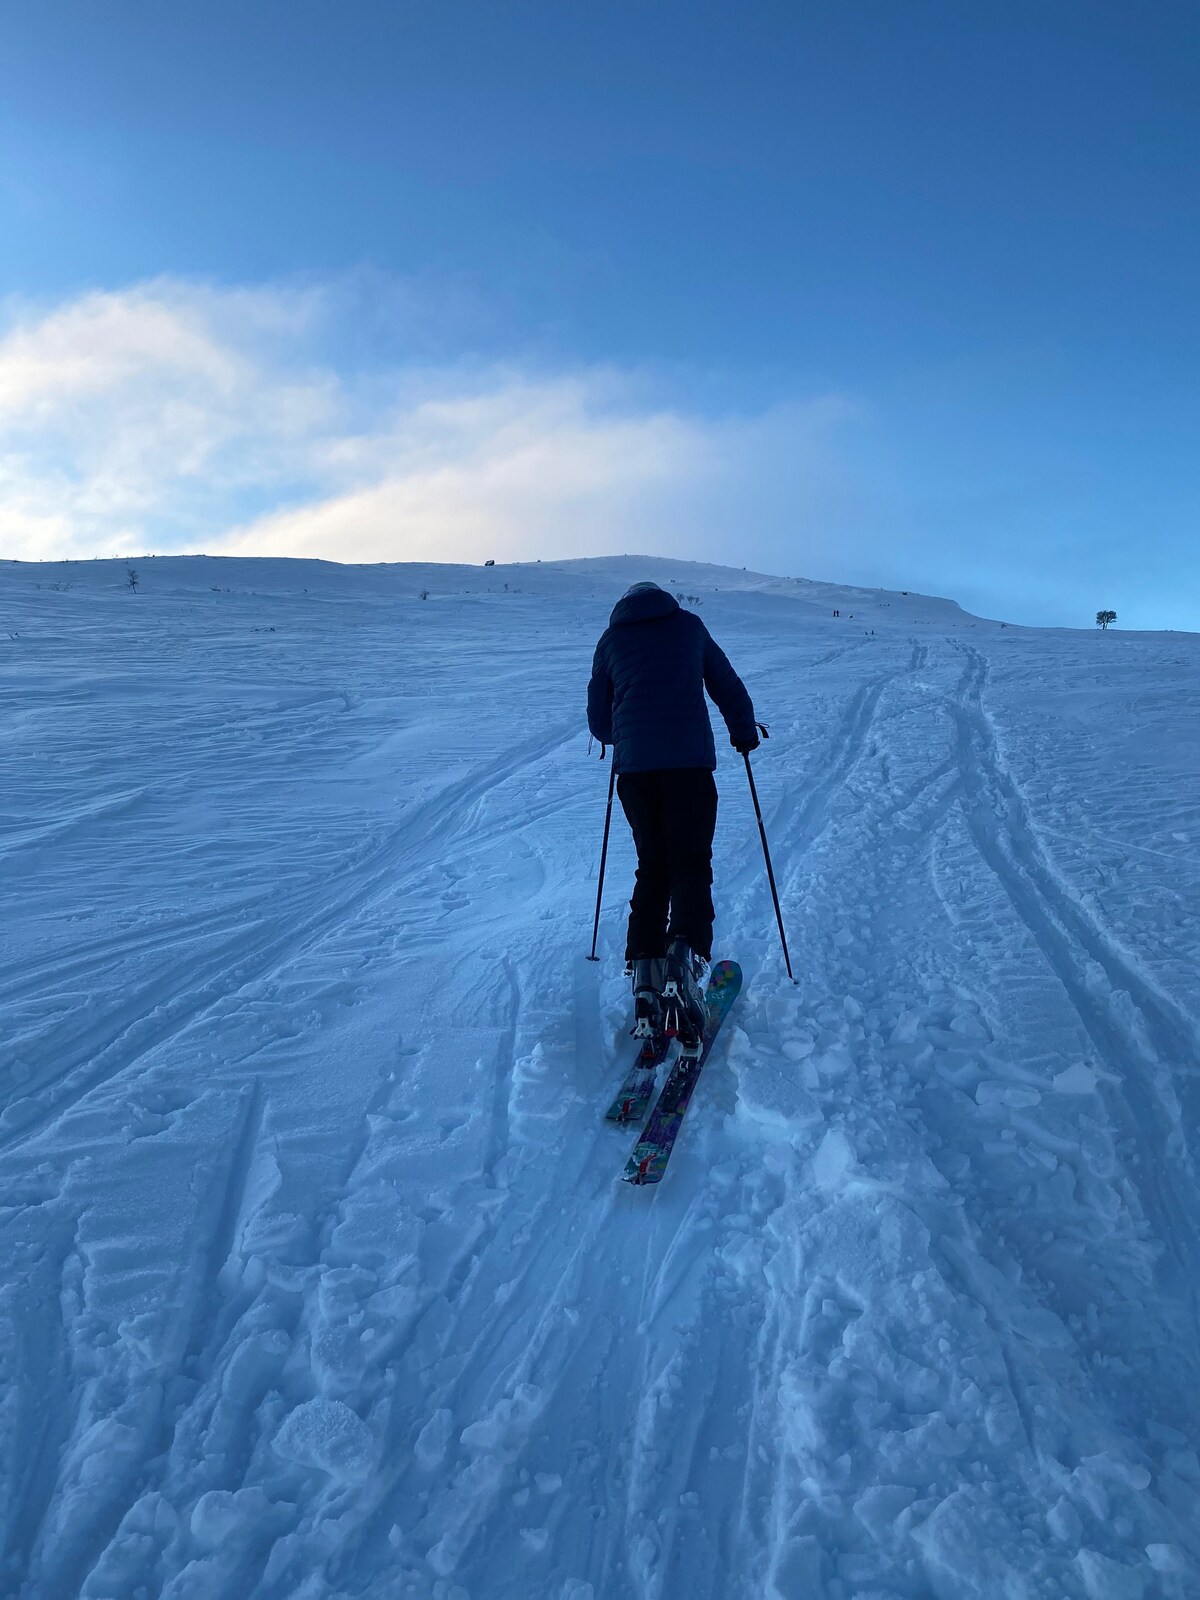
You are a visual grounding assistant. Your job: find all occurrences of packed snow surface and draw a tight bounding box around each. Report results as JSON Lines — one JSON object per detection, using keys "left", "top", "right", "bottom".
{"left": 3, "top": 553, "right": 1199, "bottom": 1600}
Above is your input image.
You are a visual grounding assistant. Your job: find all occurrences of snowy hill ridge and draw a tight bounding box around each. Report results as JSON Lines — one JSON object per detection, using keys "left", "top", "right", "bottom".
{"left": 8, "top": 550, "right": 982, "bottom": 622}
{"left": 2, "top": 554, "right": 1199, "bottom": 1598}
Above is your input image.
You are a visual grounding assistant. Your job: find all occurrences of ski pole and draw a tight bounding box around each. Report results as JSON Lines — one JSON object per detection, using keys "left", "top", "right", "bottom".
{"left": 587, "top": 757, "right": 616, "bottom": 961}
{"left": 743, "top": 751, "right": 797, "bottom": 982}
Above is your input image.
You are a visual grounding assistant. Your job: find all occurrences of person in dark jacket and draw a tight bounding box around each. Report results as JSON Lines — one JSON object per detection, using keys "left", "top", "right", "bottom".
{"left": 587, "top": 582, "right": 759, "bottom": 1045}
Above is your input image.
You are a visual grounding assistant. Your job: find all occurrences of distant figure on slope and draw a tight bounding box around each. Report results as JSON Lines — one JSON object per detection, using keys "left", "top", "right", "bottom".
{"left": 587, "top": 581, "right": 759, "bottom": 1045}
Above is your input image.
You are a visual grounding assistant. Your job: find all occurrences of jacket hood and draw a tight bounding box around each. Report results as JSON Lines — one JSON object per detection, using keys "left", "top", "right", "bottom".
{"left": 609, "top": 584, "right": 680, "bottom": 628}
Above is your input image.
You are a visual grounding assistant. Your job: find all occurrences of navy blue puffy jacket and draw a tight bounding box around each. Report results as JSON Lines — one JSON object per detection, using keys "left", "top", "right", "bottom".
{"left": 587, "top": 587, "right": 757, "bottom": 773}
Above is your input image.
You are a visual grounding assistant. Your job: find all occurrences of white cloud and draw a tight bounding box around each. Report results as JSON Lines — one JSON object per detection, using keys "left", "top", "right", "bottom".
{"left": 0, "top": 278, "right": 863, "bottom": 567}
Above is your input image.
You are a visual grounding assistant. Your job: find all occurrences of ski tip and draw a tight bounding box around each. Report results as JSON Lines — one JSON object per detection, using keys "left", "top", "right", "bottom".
{"left": 622, "top": 1152, "right": 662, "bottom": 1186}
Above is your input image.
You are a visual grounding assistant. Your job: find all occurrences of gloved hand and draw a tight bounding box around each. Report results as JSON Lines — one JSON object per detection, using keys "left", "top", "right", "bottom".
{"left": 732, "top": 721, "right": 769, "bottom": 755}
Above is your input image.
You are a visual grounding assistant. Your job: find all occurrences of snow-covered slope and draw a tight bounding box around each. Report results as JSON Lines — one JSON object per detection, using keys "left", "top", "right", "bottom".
{"left": 3, "top": 553, "right": 1198, "bottom": 1600}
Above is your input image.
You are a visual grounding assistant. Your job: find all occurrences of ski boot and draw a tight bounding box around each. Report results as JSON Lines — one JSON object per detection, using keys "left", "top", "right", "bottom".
{"left": 630, "top": 957, "right": 666, "bottom": 1042}
{"left": 662, "top": 939, "right": 709, "bottom": 1056}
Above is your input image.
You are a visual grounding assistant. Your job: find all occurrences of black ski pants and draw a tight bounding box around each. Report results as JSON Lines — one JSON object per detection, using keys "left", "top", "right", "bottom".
{"left": 616, "top": 768, "right": 718, "bottom": 962}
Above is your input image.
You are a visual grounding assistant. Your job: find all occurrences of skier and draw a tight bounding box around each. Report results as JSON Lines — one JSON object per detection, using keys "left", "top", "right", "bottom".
{"left": 587, "top": 582, "right": 760, "bottom": 1047}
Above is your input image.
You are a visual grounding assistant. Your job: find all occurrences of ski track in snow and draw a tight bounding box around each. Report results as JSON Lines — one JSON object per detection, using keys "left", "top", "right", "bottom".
{"left": 2, "top": 554, "right": 1199, "bottom": 1600}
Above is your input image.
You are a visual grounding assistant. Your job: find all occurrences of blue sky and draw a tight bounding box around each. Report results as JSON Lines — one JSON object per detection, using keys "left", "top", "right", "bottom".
{"left": 2, "top": 0, "right": 1198, "bottom": 628}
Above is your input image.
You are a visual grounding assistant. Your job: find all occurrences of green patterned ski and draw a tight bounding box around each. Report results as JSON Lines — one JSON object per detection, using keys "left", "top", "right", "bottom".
{"left": 623, "top": 960, "right": 742, "bottom": 1185}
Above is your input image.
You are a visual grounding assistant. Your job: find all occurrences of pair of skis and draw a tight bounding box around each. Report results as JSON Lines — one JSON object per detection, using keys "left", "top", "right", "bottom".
{"left": 605, "top": 959, "right": 742, "bottom": 1185}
